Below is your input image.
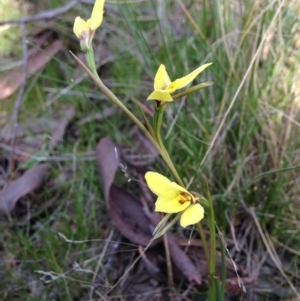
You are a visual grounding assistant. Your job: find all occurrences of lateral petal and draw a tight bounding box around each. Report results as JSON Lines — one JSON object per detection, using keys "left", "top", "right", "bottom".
{"left": 169, "top": 63, "right": 212, "bottom": 91}
{"left": 180, "top": 203, "right": 204, "bottom": 228}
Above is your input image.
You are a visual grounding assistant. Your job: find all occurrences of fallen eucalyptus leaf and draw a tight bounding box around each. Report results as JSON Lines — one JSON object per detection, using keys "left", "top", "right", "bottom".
{"left": 0, "top": 164, "right": 48, "bottom": 214}
{"left": 0, "top": 37, "right": 62, "bottom": 100}
{"left": 96, "top": 137, "right": 159, "bottom": 247}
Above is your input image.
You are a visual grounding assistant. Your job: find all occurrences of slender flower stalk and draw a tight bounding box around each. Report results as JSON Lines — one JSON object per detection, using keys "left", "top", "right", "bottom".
{"left": 202, "top": 177, "right": 217, "bottom": 299}
{"left": 70, "top": 51, "right": 182, "bottom": 185}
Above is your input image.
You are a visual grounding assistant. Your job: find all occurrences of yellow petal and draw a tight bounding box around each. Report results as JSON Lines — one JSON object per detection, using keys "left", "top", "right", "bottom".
{"left": 90, "top": 0, "right": 105, "bottom": 30}
{"left": 155, "top": 198, "right": 190, "bottom": 213}
{"left": 86, "top": 18, "right": 92, "bottom": 28}
{"left": 154, "top": 64, "right": 171, "bottom": 90}
{"left": 168, "top": 63, "right": 212, "bottom": 91}
{"left": 170, "top": 182, "right": 190, "bottom": 194}
{"left": 156, "top": 191, "right": 180, "bottom": 206}
{"left": 145, "top": 172, "right": 174, "bottom": 196}
{"left": 73, "top": 16, "right": 89, "bottom": 39}
{"left": 180, "top": 203, "right": 204, "bottom": 228}
{"left": 147, "top": 90, "right": 173, "bottom": 102}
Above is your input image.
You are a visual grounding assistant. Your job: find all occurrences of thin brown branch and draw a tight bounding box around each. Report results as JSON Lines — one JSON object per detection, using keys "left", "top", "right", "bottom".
{"left": 0, "top": 1, "right": 78, "bottom": 25}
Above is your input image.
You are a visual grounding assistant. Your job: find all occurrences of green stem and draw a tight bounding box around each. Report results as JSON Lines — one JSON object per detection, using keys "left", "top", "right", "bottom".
{"left": 78, "top": 50, "right": 182, "bottom": 185}
{"left": 154, "top": 104, "right": 166, "bottom": 148}
{"left": 153, "top": 103, "right": 183, "bottom": 186}
{"left": 196, "top": 222, "right": 209, "bottom": 264}
{"left": 85, "top": 48, "right": 98, "bottom": 76}
{"left": 203, "top": 177, "right": 216, "bottom": 299}
{"left": 220, "top": 239, "right": 226, "bottom": 299}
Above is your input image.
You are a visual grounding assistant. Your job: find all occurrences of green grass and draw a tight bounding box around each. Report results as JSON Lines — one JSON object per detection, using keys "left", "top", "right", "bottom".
{"left": 0, "top": 0, "right": 299, "bottom": 300}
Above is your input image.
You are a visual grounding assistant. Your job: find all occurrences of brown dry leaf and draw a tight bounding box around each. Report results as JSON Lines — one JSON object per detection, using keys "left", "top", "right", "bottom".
{"left": 0, "top": 164, "right": 48, "bottom": 214}
{"left": 167, "top": 234, "right": 202, "bottom": 284}
{"left": 96, "top": 137, "right": 158, "bottom": 247}
{"left": 0, "top": 35, "right": 62, "bottom": 100}
{"left": 96, "top": 137, "right": 119, "bottom": 202}
{"left": 109, "top": 185, "right": 154, "bottom": 247}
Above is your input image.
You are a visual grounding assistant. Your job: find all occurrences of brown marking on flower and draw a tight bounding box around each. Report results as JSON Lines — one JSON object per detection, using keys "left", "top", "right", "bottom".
{"left": 178, "top": 191, "right": 193, "bottom": 205}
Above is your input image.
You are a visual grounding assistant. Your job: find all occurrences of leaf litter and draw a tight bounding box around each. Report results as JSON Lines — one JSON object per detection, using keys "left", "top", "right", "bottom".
{"left": 0, "top": 106, "right": 75, "bottom": 216}
{"left": 0, "top": 31, "right": 62, "bottom": 100}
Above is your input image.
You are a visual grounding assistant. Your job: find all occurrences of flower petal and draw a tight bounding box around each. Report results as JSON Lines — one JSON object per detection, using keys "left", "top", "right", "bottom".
{"left": 73, "top": 17, "right": 89, "bottom": 39}
{"left": 156, "top": 191, "right": 180, "bottom": 206}
{"left": 90, "top": 0, "right": 105, "bottom": 30}
{"left": 86, "top": 18, "right": 92, "bottom": 28}
{"left": 145, "top": 172, "right": 174, "bottom": 196}
{"left": 154, "top": 64, "right": 171, "bottom": 90}
{"left": 155, "top": 197, "right": 190, "bottom": 213}
{"left": 168, "top": 63, "right": 212, "bottom": 91}
{"left": 170, "top": 182, "right": 190, "bottom": 194}
{"left": 180, "top": 203, "right": 204, "bottom": 228}
{"left": 147, "top": 90, "right": 173, "bottom": 102}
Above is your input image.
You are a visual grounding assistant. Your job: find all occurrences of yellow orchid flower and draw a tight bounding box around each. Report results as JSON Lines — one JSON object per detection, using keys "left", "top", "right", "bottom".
{"left": 147, "top": 63, "right": 212, "bottom": 102}
{"left": 73, "top": 0, "right": 105, "bottom": 51}
{"left": 145, "top": 171, "right": 204, "bottom": 228}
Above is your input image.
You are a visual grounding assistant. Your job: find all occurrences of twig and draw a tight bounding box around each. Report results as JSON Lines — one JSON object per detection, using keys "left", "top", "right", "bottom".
{"left": 0, "top": 0, "right": 116, "bottom": 26}
{"left": 163, "top": 234, "right": 174, "bottom": 287}
{"left": 0, "top": 1, "right": 78, "bottom": 25}
{"left": 89, "top": 229, "right": 115, "bottom": 299}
